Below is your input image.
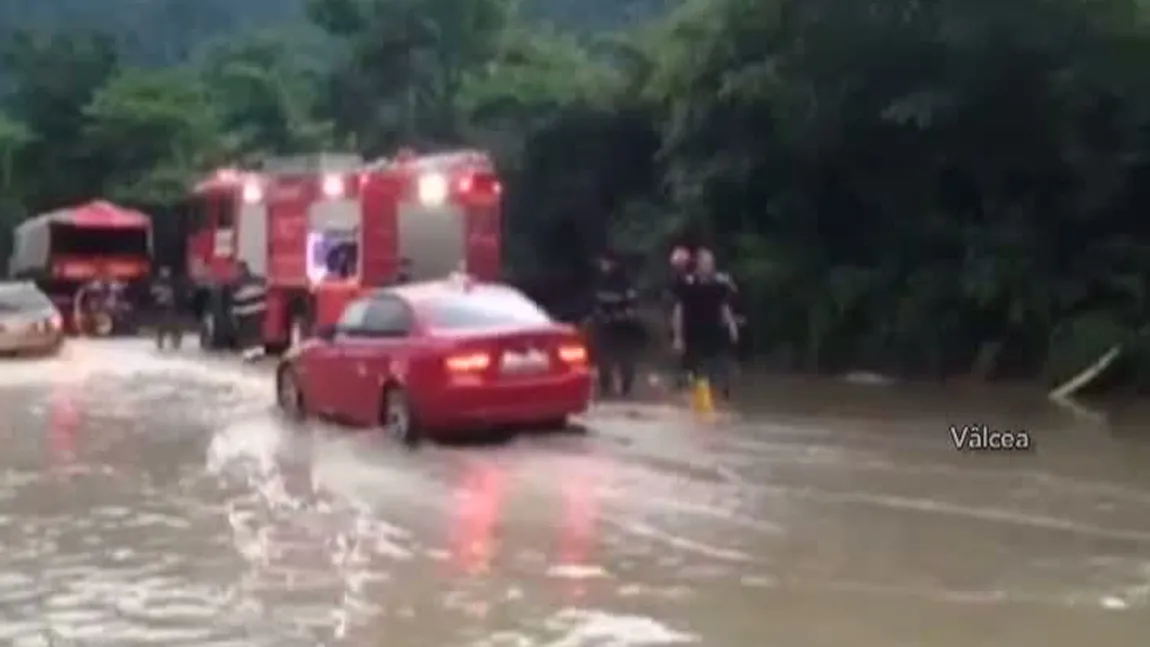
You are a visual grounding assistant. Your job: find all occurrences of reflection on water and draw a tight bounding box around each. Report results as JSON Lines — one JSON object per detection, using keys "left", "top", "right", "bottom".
{"left": 450, "top": 460, "right": 505, "bottom": 575}
{"left": 47, "top": 382, "right": 81, "bottom": 467}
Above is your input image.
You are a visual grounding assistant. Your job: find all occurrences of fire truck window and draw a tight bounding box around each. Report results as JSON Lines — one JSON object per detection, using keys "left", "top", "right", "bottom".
{"left": 325, "top": 240, "right": 358, "bottom": 278}
{"left": 49, "top": 224, "right": 149, "bottom": 257}
{"left": 362, "top": 297, "right": 412, "bottom": 336}
{"left": 183, "top": 197, "right": 208, "bottom": 231}
{"left": 216, "top": 195, "right": 235, "bottom": 228}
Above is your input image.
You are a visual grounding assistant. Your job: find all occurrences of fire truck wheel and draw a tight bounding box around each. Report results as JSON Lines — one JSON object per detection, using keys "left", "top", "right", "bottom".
{"left": 91, "top": 312, "right": 115, "bottom": 337}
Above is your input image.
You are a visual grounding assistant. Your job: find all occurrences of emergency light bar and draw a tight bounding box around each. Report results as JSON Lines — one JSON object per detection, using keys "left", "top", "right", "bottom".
{"left": 321, "top": 173, "right": 344, "bottom": 198}
{"left": 418, "top": 173, "right": 448, "bottom": 205}
{"left": 242, "top": 182, "right": 262, "bottom": 203}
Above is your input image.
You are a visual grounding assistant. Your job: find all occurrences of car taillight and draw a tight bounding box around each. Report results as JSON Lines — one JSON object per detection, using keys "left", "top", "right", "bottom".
{"left": 446, "top": 352, "right": 490, "bottom": 373}
{"left": 558, "top": 344, "right": 587, "bottom": 364}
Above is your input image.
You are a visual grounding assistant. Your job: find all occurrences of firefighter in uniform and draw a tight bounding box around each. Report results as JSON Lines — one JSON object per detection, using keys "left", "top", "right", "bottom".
{"left": 589, "top": 251, "right": 641, "bottom": 398}
{"left": 151, "top": 267, "right": 182, "bottom": 350}
{"left": 231, "top": 262, "right": 268, "bottom": 361}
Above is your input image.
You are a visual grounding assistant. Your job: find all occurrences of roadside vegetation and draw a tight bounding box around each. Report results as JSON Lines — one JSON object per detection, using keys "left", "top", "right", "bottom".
{"left": 4, "top": 0, "right": 1150, "bottom": 387}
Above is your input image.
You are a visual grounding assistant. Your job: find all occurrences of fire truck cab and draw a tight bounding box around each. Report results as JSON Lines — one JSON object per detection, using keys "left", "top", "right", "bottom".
{"left": 186, "top": 149, "right": 502, "bottom": 353}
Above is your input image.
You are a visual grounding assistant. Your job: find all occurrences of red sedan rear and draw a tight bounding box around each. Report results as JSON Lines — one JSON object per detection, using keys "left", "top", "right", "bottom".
{"left": 275, "top": 278, "right": 592, "bottom": 443}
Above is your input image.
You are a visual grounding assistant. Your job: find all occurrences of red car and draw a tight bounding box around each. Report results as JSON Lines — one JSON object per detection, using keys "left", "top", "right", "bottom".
{"left": 275, "top": 277, "right": 592, "bottom": 443}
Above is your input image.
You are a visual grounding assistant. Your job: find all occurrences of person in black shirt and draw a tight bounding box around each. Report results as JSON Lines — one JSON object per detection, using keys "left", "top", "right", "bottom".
{"left": 152, "top": 267, "right": 182, "bottom": 350}
{"left": 672, "top": 248, "right": 739, "bottom": 398}
{"left": 589, "top": 252, "right": 641, "bottom": 397}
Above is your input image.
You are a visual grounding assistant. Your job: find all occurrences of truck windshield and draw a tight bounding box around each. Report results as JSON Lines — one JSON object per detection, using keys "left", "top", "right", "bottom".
{"left": 424, "top": 289, "right": 551, "bottom": 330}
{"left": 50, "top": 224, "right": 148, "bottom": 256}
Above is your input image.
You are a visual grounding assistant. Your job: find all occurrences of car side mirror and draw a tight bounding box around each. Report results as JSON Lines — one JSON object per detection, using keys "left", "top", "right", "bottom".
{"left": 313, "top": 324, "right": 337, "bottom": 341}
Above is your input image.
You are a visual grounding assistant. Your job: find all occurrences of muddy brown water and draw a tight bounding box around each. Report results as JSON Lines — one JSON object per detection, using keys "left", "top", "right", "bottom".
{"left": 0, "top": 339, "right": 1148, "bottom": 646}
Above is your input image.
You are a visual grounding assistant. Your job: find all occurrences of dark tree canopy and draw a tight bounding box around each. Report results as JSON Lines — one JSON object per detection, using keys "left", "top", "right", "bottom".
{"left": 5, "top": 0, "right": 1150, "bottom": 388}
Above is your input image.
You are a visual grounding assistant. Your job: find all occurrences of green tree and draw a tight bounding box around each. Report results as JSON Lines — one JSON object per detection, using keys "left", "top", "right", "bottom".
{"left": 0, "top": 113, "right": 34, "bottom": 267}
{"left": 82, "top": 68, "right": 223, "bottom": 204}
{"left": 0, "top": 114, "right": 33, "bottom": 196}
{"left": 0, "top": 30, "right": 120, "bottom": 208}
{"left": 196, "top": 30, "right": 335, "bottom": 159}
{"left": 8, "top": 0, "right": 1150, "bottom": 387}
{"left": 307, "top": 0, "right": 513, "bottom": 149}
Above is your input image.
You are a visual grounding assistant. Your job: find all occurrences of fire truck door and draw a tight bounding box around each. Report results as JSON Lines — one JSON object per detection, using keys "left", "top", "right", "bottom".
{"left": 236, "top": 201, "right": 268, "bottom": 276}
{"left": 396, "top": 202, "right": 465, "bottom": 281}
{"left": 359, "top": 179, "right": 397, "bottom": 285}
{"left": 266, "top": 186, "right": 310, "bottom": 285}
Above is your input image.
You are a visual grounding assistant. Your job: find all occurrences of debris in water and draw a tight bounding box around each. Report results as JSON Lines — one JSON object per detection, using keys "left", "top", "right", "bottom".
{"left": 547, "top": 564, "right": 608, "bottom": 579}
{"left": 1101, "top": 596, "right": 1128, "bottom": 610}
{"left": 841, "top": 371, "right": 894, "bottom": 385}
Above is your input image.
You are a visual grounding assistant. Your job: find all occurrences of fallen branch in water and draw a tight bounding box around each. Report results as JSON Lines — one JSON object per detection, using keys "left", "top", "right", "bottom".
{"left": 1048, "top": 392, "right": 1109, "bottom": 425}
{"left": 1048, "top": 343, "right": 1123, "bottom": 401}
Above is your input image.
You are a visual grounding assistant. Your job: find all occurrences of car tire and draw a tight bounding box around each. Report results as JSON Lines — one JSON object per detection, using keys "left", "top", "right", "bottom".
{"left": 276, "top": 364, "right": 307, "bottom": 421}
{"left": 536, "top": 416, "right": 570, "bottom": 432}
{"left": 381, "top": 386, "right": 420, "bottom": 447}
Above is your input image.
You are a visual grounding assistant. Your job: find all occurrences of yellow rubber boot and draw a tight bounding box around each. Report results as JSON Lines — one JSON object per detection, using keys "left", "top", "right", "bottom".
{"left": 691, "top": 376, "right": 715, "bottom": 414}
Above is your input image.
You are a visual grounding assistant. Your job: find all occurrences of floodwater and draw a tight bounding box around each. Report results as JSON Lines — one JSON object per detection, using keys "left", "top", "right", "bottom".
{"left": 1, "top": 339, "right": 1149, "bottom": 646}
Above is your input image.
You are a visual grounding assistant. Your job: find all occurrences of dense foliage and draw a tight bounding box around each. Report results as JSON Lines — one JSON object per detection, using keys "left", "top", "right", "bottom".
{"left": 5, "top": 0, "right": 1150, "bottom": 385}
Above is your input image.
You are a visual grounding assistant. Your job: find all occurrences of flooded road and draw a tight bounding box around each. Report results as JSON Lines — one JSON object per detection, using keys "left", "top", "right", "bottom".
{"left": 2, "top": 339, "right": 1150, "bottom": 646}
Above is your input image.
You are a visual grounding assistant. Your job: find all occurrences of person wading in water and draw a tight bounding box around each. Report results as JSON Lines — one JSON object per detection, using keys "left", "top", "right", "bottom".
{"left": 671, "top": 247, "right": 739, "bottom": 399}
{"left": 152, "top": 267, "right": 183, "bottom": 350}
{"left": 589, "top": 251, "right": 641, "bottom": 398}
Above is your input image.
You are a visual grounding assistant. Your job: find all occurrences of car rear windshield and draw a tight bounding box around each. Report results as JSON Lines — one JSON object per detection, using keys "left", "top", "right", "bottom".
{"left": 423, "top": 290, "right": 551, "bottom": 330}
{"left": 0, "top": 285, "right": 51, "bottom": 313}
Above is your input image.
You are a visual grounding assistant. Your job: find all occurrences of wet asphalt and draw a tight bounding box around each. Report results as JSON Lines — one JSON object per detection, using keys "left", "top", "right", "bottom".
{"left": 1, "top": 339, "right": 1150, "bottom": 646}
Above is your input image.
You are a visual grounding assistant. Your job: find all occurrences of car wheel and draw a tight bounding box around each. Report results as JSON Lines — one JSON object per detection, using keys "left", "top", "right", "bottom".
{"left": 381, "top": 386, "right": 420, "bottom": 447}
{"left": 536, "top": 416, "right": 570, "bottom": 432}
{"left": 276, "top": 364, "right": 306, "bottom": 421}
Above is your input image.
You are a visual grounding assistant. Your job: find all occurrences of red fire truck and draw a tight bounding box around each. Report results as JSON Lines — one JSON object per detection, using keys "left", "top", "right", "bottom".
{"left": 7, "top": 200, "right": 152, "bottom": 331}
{"left": 186, "top": 149, "right": 502, "bottom": 354}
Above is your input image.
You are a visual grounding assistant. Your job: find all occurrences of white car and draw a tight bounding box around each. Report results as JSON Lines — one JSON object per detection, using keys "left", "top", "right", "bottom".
{"left": 0, "top": 281, "right": 64, "bottom": 356}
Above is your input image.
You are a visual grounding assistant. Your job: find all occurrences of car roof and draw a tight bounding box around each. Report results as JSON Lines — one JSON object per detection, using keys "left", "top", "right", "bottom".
{"left": 371, "top": 278, "right": 523, "bottom": 304}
